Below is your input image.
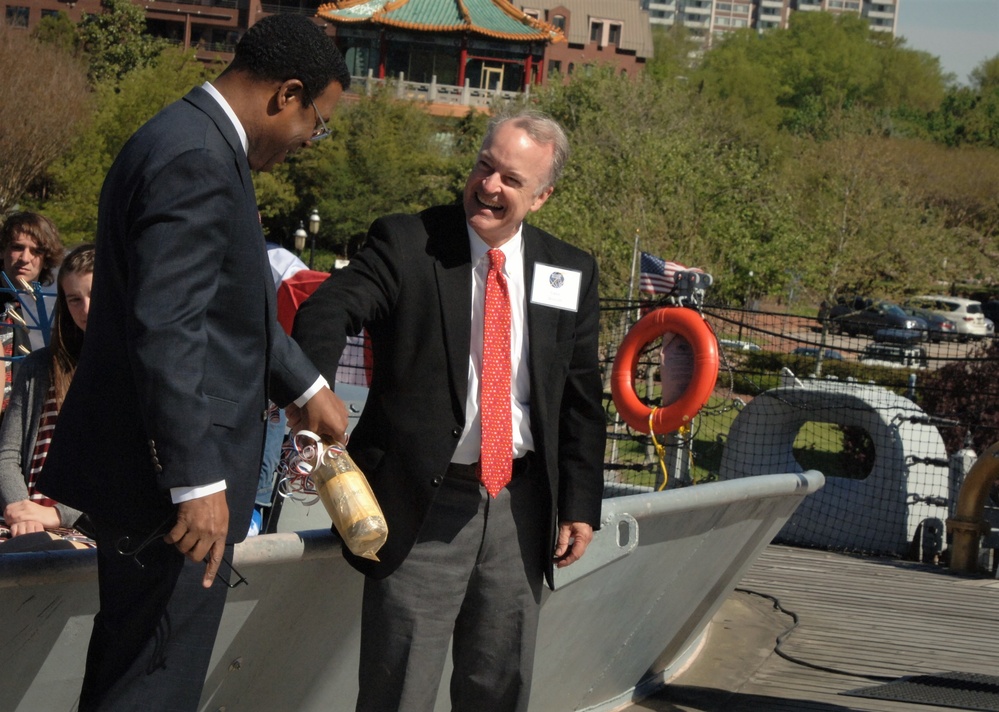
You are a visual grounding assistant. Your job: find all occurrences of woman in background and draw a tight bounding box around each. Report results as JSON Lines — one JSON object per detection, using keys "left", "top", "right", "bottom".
{"left": 0, "top": 244, "right": 94, "bottom": 549}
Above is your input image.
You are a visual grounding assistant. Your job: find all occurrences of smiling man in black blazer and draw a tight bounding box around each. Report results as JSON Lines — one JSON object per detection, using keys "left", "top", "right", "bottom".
{"left": 38, "top": 15, "right": 350, "bottom": 711}
{"left": 294, "top": 109, "right": 606, "bottom": 712}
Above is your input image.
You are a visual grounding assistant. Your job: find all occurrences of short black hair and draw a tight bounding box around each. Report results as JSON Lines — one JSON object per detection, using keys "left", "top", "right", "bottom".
{"left": 228, "top": 15, "right": 351, "bottom": 104}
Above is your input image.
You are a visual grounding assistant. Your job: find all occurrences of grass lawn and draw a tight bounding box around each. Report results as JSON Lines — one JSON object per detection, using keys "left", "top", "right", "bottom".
{"left": 607, "top": 391, "right": 867, "bottom": 486}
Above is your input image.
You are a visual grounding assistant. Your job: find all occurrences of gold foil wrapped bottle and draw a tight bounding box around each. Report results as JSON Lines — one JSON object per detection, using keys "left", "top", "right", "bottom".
{"left": 296, "top": 432, "right": 388, "bottom": 561}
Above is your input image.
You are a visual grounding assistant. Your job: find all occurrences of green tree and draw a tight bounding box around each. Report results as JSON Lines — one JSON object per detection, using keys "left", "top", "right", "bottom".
{"left": 30, "top": 10, "right": 78, "bottom": 55}
{"left": 969, "top": 54, "right": 999, "bottom": 92}
{"left": 690, "top": 30, "right": 785, "bottom": 136}
{"left": 77, "top": 0, "right": 165, "bottom": 85}
{"left": 533, "top": 67, "right": 803, "bottom": 303}
{"left": 694, "top": 12, "right": 948, "bottom": 139}
{"left": 645, "top": 25, "right": 698, "bottom": 84}
{"left": 927, "top": 54, "right": 999, "bottom": 148}
{"left": 896, "top": 140, "right": 999, "bottom": 279}
{"left": 41, "top": 49, "right": 212, "bottom": 242}
{"left": 786, "top": 135, "right": 948, "bottom": 299}
{"left": 269, "top": 88, "right": 473, "bottom": 261}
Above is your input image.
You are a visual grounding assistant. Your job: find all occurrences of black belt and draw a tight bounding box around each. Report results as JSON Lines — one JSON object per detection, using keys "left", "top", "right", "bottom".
{"left": 446, "top": 456, "right": 532, "bottom": 481}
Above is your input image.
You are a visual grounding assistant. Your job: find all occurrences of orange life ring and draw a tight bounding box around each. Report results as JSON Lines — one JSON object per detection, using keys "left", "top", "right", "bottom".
{"left": 611, "top": 307, "right": 720, "bottom": 435}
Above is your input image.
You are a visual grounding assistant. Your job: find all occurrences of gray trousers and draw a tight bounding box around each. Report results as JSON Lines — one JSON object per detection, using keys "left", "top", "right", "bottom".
{"left": 356, "top": 460, "right": 546, "bottom": 712}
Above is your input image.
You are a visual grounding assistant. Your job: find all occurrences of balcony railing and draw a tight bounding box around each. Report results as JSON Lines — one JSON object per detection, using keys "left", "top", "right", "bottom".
{"left": 352, "top": 70, "right": 525, "bottom": 109}
{"left": 196, "top": 40, "right": 238, "bottom": 53}
{"left": 157, "top": 0, "right": 238, "bottom": 8}
{"left": 260, "top": 3, "right": 315, "bottom": 15}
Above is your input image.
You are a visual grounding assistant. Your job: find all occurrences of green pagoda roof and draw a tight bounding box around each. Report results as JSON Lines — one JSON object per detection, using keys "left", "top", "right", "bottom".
{"left": 317, "top": 0, "right": 565, "bottom": 43}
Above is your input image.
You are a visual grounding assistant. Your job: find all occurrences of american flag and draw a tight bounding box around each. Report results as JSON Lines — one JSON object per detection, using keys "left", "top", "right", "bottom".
{"left": 639, "top": 252, "right": 692, "bottom": 295}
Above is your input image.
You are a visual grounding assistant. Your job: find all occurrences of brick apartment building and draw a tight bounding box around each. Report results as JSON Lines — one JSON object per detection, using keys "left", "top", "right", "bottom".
{"left": 4, "top": 0, "right": 655, "bottom": 88}
{"left": 4, "top": 0, "right": 897, "bottom": 86}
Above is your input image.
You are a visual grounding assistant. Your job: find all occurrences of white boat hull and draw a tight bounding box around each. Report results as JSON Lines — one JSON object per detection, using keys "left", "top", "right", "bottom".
{"left": 0, "top": 471, "right": 823, "bottom": 712}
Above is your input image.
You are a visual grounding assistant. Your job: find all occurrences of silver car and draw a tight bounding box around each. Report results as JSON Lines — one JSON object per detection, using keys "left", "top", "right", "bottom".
{"left": 903, "top": 295, "right": 992, "bottom": 340}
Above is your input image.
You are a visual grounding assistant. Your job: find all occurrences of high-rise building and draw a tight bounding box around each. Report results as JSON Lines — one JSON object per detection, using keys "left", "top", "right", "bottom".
{"left": 643, "top": 0, "right": 898, "bottom": 44}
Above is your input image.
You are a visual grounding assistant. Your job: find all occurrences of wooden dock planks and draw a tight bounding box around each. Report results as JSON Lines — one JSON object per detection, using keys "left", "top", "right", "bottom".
{"left": 628, "top": 544, "right": 999, "bottom": 712}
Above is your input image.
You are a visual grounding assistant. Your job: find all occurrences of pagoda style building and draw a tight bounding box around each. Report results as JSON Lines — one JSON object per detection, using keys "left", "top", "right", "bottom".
{"left": 317, "top": 0, "right": 565, "bottom": 92}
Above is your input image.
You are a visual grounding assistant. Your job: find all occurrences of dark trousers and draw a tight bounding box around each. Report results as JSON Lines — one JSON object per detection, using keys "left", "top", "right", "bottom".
{"left": 356, "top": 459, "right": 546, "bottom": 712}
{"left": 80, "top": 519, "right": 230, "bottom": 712}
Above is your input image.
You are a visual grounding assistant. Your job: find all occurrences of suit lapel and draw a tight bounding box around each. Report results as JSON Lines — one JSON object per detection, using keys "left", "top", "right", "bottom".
{"left": 184, "top": 86, "right": 274, "bottom": 350}
{"left": 432, "top": 210, "right": 473, "bottom": 409}
{"left": 525, "top": 227, "right": 561, "bottom": 384}
{"left": 184, "top": 87, "right": 258, "bottom": 215}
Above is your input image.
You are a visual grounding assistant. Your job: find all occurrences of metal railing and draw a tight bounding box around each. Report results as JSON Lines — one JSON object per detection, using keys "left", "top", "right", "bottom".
{"left": 351, "top": 70, "right": 527, "bottom": 109}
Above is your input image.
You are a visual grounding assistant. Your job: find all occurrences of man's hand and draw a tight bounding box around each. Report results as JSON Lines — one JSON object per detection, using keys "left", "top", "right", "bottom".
{"left": 286, "top": 386, "right": 349, "bottom": 444}
{"left": 553, "top": 521, "right": 594, "bottom": 568}
{"left": 5, "top": 499, "right": 60, "bottom": 531}
{"left": 163, "top": 490, "right": 229, "bottom": 588}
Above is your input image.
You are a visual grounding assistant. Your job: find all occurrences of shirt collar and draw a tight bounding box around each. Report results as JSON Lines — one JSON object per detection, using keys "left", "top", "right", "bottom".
{"left": 202, "top": 81, "right": 248, "bottom": 156}
{"left": 466, "top": 224, "right": 524, "bottom": 272}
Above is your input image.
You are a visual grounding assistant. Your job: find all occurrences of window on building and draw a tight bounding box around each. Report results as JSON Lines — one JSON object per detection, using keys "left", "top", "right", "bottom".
{"left": 523, "top": 9, "right": 540, "bottom": 20}
{"left": 552, "top": 13, "right": 565, "bottom": 30}
{"left": 590, "top": 21, "right": 603, "bottom": 42}
{"left": 567, "top": 62, "right": 575, "bottom": 75}
{"left": 5, "top": 5, "right": 28, "bottom": 26}
{"left": 733, "top": 3, "right": 750, "bottom": 13}
{"left": 716, "top": 2, "right": 732, "bottom": 10}
{"left": 548, "top": 59, "right": 562, "bottom": 75}
{"left": 608, "top": 23, "right": 621, "bottom": 45}
{"left": 715, "top": 16, "right": 730, "bottom": 26}
{"left": 40, "top": 8, "right": 59, "bottom": 18}
{"left": 732, "top": 18, "right": 748, "bottom": 27}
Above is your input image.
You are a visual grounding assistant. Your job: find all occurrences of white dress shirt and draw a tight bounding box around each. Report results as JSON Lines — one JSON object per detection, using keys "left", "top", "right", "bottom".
{"left": 452, "top": 225, "right": 534, "bottom": 465}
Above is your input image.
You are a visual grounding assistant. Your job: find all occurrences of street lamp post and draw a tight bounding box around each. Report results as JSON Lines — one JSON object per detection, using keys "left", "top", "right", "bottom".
{"left": 308, "top": 208, "right": 320, "bottom": 269}
{"left": 293, "top": 221, "right": 307, "bottom": 257}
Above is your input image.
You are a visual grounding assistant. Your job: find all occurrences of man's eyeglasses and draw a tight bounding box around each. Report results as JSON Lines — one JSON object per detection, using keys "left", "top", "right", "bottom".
{"left": 116, "top": 517, "right": 248, "bottom": 589}
{"left": 311, "top": 100, "right": 332, "bottom": 142}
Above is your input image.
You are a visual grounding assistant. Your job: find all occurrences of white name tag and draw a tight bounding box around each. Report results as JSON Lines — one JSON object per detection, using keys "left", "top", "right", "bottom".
{"left": 530, "top": 263, "right": 581, "bottom": 312}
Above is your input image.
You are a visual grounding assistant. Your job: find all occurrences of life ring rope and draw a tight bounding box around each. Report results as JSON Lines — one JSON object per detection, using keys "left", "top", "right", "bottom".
{"left": 611, "top": 307, "right": 720, "bottom": 436}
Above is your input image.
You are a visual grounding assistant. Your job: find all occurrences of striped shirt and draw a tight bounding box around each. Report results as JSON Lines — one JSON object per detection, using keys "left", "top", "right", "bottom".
{"left": 26, "top": 384, "right": 58, "bottom": 507}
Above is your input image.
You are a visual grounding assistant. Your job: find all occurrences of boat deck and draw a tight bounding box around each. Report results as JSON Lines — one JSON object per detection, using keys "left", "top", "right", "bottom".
{"left": 628, "top": 544, "right": 999, "bottom": 712}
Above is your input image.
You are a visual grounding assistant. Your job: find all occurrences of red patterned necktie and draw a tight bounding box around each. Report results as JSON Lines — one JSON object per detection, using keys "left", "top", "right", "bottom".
{"left": 480, "top": 248, "right": 512, "bottom": 498}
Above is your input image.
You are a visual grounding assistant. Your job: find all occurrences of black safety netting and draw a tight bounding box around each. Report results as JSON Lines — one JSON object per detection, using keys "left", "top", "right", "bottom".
{"left": 598, "top": 299, "right": 999, "bottom": 558}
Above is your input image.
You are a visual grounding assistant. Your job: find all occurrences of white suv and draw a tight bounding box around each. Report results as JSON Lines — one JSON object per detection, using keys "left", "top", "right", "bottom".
{"left": 903, "top": 295, "right": 994, "bottom": 340}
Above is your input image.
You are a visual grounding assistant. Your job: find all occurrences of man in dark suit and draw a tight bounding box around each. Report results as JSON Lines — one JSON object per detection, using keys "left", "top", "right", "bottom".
{"left": 294, "top": 109, "right": 606, "bottom": 712}
{"left": 38, "top": 15, "right": 351, "bottom": 711}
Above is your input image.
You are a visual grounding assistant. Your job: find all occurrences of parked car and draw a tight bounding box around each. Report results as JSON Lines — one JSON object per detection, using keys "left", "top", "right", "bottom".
{"left": 874, "top": 328, "right": 924, "bottom": 345}
{"left": 791, "top": 347, "right": 844, "bottom": 360}
{"left": 827, "top": 299, "right": 927, "bottom": 339}
{"left": 903, "top": 295, "right": 992, "bottom": 340}
{"left": 983, "top": 300, "right": 999, "bottom": 326}
{"left": 859, "top": 343, "right": 928, "bottom": 369}
{"left": 901, "top": 306, "right": 958, "bottom": 343}
{"left": 719, "top": 339, "right": 761, "bottom": 352}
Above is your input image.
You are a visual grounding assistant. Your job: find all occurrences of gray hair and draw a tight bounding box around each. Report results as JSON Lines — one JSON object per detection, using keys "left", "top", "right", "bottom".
{"left": 484, "top": 109, "right": 570, "bottom": 193}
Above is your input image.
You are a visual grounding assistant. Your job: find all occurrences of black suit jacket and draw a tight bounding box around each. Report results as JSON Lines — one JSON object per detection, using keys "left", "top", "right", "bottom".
{"left": 39, "top": 87, "right": 320, "bottom": 541}
{"left": 293, "top": 204, "right": 605, "bottom": 586}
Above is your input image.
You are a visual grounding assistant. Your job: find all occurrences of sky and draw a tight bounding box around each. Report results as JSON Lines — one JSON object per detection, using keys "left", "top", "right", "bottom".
{"left": 895, "top": 0, "right": 998, "bottom": 85}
